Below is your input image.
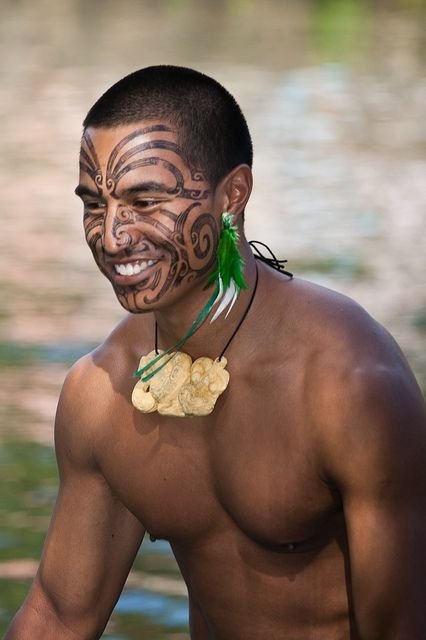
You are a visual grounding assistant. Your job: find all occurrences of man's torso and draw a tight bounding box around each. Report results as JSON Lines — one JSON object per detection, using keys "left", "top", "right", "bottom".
{"left": 88, "top": 269, "right": 359, "bottom": 639}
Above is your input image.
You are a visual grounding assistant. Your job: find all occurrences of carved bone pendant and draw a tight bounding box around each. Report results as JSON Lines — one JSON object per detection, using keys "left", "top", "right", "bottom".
{"left": 132, "top": 350, "right": 230, "bottom": 417}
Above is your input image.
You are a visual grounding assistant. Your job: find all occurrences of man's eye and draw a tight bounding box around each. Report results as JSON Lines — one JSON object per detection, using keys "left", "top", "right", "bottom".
{"left": 133, "top": 199, "right": 157, "bottom": 209}
{"left": 84, "top": 201, "right": 105, "bottom": 212}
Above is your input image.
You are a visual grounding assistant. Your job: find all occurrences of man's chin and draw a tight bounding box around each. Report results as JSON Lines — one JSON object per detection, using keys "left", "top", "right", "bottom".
{"left": 115, "top": 290, "right": 152, "bottom": 314}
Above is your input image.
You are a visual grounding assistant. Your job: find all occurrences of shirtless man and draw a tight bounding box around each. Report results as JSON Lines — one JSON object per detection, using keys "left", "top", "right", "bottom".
{"left": 5, "top": 65, "right": 426, "bottom": 640}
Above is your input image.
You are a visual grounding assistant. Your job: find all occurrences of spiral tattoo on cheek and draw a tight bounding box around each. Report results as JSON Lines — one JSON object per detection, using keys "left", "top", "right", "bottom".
{"left": 79, "top": 125, "right": 219, "bottom": 311}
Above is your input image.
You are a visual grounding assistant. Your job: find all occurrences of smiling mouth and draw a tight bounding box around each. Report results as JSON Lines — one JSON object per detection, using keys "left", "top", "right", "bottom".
{"left": 113, "top": 259, "right": 159, "bottom": 276}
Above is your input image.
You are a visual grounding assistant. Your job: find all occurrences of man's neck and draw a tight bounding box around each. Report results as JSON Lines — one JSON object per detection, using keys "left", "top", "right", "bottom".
{"left": 153, "top": 240, "right": 258, "bottom": 362}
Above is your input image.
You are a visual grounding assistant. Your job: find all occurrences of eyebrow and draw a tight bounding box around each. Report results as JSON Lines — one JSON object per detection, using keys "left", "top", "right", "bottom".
{"left": 74, "top": 181, "right": 171, "bottom": 199}
{"left": 74, "top": 185, "right": 101, "bottom": 199}
{"left": 118, "top": 181, "right": 171, "bottom": 196}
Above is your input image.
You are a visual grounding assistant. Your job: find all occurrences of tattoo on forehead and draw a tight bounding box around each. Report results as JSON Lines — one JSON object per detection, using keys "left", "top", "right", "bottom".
{"left": 80, "top": 132, "right": 103, "bottom": 193}
{"left": 82, "top": 124, "right": 218, "bottom": 312}
{"left": 80, "top": 125, "right": 210, "bottom": 200}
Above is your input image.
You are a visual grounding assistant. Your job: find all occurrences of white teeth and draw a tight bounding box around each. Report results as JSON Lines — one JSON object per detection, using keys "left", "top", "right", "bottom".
{"left": 114, "top": 259, "right": 155, "bottom": 276}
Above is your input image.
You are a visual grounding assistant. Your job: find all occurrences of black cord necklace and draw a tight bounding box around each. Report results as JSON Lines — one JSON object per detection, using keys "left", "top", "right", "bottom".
{"left": 249, "top": 240, "right": 293, "bottom": 277}
{"left": 155, "top": 261, "right": 259, "bottom": 359}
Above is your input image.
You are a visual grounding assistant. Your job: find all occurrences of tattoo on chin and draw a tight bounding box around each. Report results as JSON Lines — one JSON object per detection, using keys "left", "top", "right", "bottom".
{"left": 81, "top": 126, "right": 218, "bottom": 312}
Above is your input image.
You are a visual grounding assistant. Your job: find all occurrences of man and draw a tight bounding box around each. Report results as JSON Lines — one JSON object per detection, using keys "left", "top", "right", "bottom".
{"left": 5, "top": 65, "right": 426, "bottom": 639}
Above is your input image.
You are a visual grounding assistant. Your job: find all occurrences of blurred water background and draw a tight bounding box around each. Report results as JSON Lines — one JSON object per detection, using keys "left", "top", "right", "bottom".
{"left": 0, "top": 0, "right": 425, "bottom": 637}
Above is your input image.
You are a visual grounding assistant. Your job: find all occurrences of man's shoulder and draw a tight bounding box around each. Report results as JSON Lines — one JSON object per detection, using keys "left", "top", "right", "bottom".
{"left": 288, "top": 277, "right": 412, "bottom": 377}
{"left": 69, "top": 312, "right": 151, "bottom": 387}
{"left": 298, "top": 278, "right": 407, "bottom": 376}
{"left": 254, "top": 269, "right": 407, "bottom": 388}
{"left": 272, "top": 274, "right": 424, "bottom": 415}
{"left": 285, "top": 279, "right": 426, "bottom": 476}
{"left": 55, "top": 314, "right": 150, "bottom": 452}
{"left": 54, "top": 349, "right": 116, "bottom": 456}
{"left": 269, "top": 274, "right": 388, "bottom": 358}
{"left": 60, "top": 322, "right": 129, "bottom": 402}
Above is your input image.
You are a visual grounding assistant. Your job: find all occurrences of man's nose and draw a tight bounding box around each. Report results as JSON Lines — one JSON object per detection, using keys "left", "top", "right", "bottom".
{"left": 102, "top": 204, "right": 132, "bottom": 255}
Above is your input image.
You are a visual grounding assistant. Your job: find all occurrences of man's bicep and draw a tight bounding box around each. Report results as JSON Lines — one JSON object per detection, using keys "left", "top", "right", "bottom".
{"left": 321, "top": 362, "right": 426, "bottom": 638}
{"left": 37, "top": 470, "right": 144, "bottom": 636}
{"left": 36, "top": 358, "right": 145, "bottom": 636}
{"left": 343, "top": 485, "right": 426, "bottom": 638}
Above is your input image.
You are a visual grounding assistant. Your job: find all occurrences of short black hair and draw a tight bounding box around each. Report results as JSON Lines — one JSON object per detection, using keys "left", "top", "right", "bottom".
{"left": 83, "top": 65, "right": 253, "bottom": 187}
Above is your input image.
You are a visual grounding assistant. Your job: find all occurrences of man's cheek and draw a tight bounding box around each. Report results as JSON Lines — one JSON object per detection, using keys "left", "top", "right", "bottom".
{"left": 84, "top": 217, "right": 102, "bottom": 251}
{"left": 84, "top": 223, "right": 108, "bottom": 276}
{"left": 178, "top": 210, "right": 218, "bottom": 274}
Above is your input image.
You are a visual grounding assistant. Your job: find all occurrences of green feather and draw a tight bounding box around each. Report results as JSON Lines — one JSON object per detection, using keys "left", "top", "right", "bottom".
{"left": 208, "top": 212, "right": 248, "bottom": 291}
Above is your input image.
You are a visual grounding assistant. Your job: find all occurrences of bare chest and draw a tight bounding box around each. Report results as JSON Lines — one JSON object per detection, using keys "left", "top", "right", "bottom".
{"left": 95, "top": 376, "right": 339, "bottom": 549}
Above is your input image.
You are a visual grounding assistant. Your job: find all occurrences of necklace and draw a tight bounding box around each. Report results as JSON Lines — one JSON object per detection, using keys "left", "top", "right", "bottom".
{"left": 132, "top": 264, "right": 259, "bottom": 418}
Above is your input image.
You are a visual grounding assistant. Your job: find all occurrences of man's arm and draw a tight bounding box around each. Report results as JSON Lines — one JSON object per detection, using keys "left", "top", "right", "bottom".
{"left": 317, "top": 341, "right": 426, "bottom": 640}
{"left": 5, "top": 355, "right": 145, "bottom": 639}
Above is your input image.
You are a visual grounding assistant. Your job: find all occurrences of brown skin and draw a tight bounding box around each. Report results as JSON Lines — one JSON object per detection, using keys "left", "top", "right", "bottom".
{"left": 6, "top": 123, "right": 426, "bottom": 640}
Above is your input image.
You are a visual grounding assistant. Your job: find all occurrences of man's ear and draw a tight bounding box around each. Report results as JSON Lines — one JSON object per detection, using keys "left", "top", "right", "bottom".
{"left": 217, "top": 164, "right": 253, "bottom": 220}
